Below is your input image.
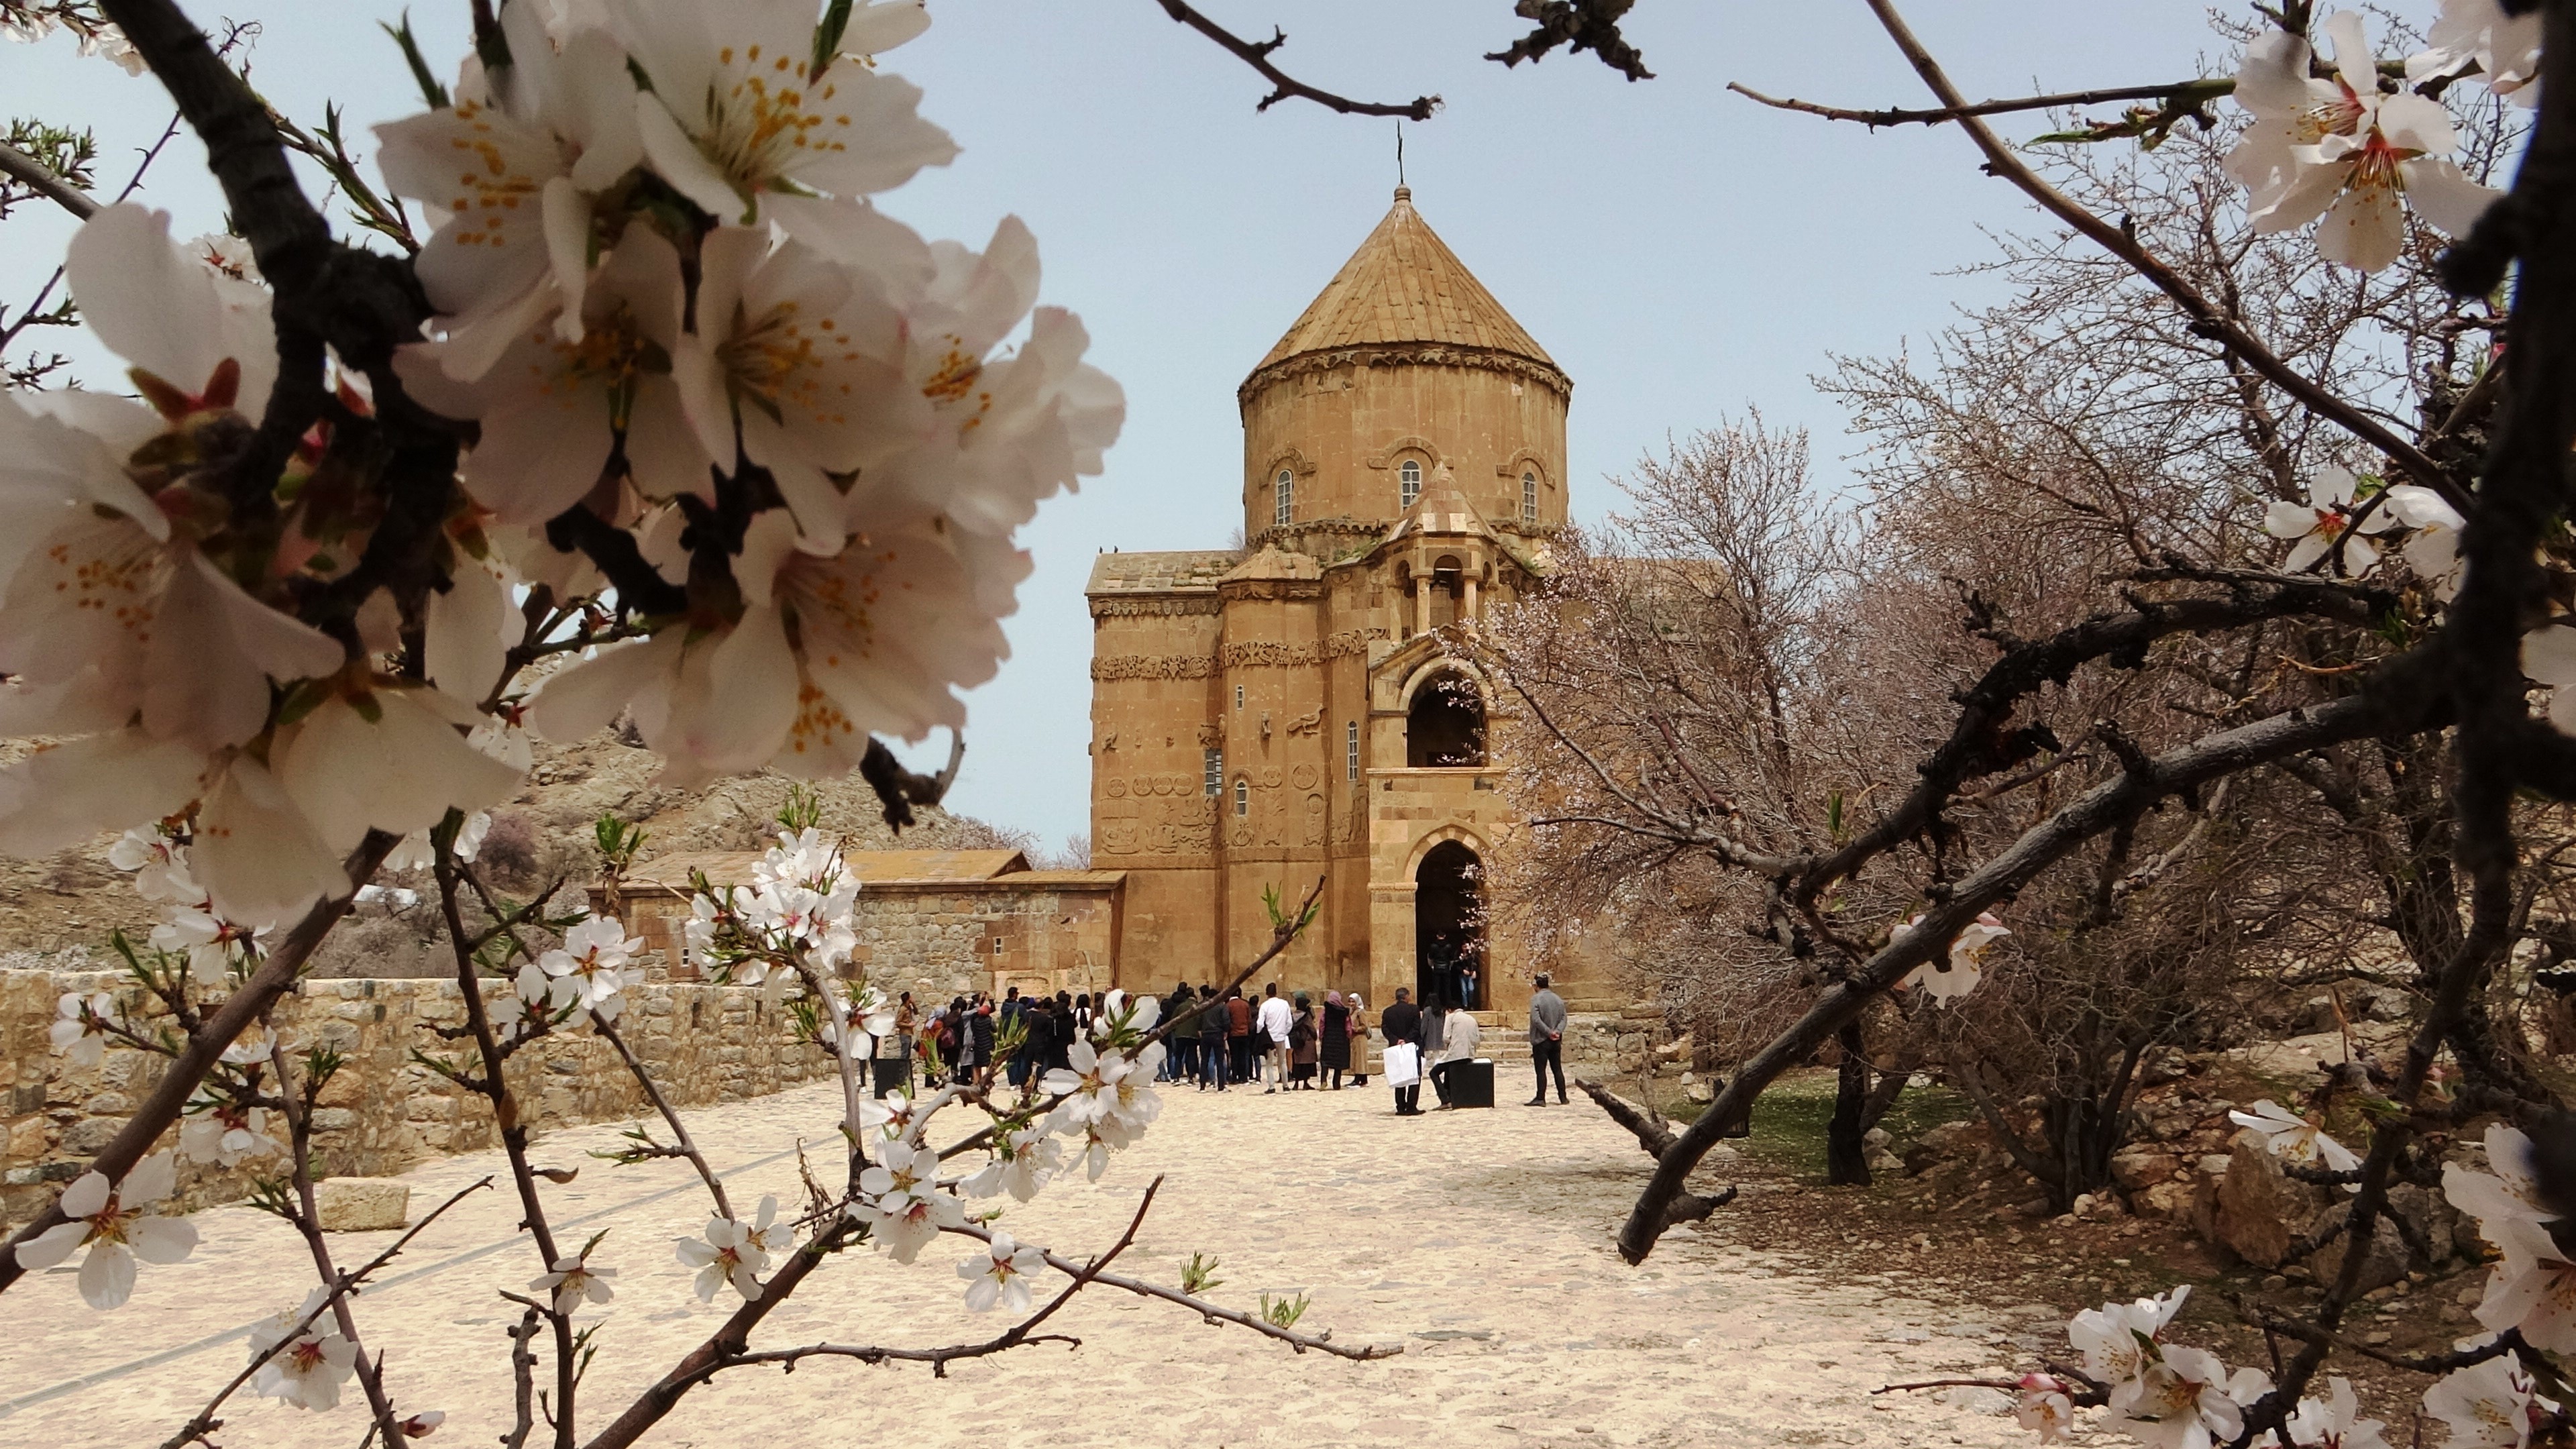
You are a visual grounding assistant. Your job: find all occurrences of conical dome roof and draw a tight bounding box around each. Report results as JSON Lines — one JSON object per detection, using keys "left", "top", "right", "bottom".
{"left": 1247, "top": 188, "right": 1564, "bottom": 391}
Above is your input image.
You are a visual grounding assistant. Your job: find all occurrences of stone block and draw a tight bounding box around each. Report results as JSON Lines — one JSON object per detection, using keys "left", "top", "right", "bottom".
{"left": 63, "top": 1116, "right": 125, "bottom": 1155}
{"left": 315, "top": 1177, "right": 411, "bottom": 1232}
{"left": 309, "top": 1108, "right": 360, "bottom": 1133}
{"left": 2111, "top": 1148, "right": 2180, "bottom": 1191}
{"left": 2212, "top": 1138, "right": 2331, "bottom": 1269}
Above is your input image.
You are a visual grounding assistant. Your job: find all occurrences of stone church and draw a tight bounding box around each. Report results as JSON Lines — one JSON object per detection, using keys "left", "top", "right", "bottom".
{"left": 1087, "top": 187, "right": 1585, "bottom": 1021}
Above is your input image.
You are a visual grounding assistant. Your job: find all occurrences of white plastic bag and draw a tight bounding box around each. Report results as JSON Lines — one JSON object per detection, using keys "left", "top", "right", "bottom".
{"left": 1384, "top": 1042, "right": 1421, "bottom": 1087}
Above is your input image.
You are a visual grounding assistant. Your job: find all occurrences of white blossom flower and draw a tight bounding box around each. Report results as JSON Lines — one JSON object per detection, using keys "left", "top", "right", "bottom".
{"left": 2474, "top": 1215, "right": 2576, "bottom": 1350}
{"left": 372, "top": 0, "right": 643, "bottom": 373}
{"left": 180, "top": 1100, "right": 280, "bottom": 1167}
{"left": 962, "top": 1124, "right": 1063, "bottom": 1203}
{"left": 957, "top": 1230, "right": 1044, "bottom": 1313}
{"left": 49, "top": 990, "right": 119, "bottom": 1067}
{"left": 2424, "top": 1352, "right": 2546, "bottom": 1448}
{"left": 530, "top": 1252, "right": 617, "bottom": 1313}
{"left": 2408, "top": 0, "right": 2544, "bottom": 105}
{"left": 611, "top": 0, "right": 955, "bottom": 236}
{"left": 2386, "top": 482, "right": 2467, "bottom": 598}
{"left": 1896, "top": 911, "right": 2008, "bottom": 1006}
{"left": 2526, "top": 625, "right": 2576, "bottom": 734}
{"left": 672, "top": 226, "right": 912, "bottom": 542}
{"left": 2265, "top": 467, "right": 2397, "bottom": 575}
{"left": 75, "top": 22, "right": 145, "bottom": 74}
{"left": 2285, "top": 1375, "right": 2392, "bottom": 1449}
{"left": 2070, "top": 1286, "right": 2190, "bottom": 1393}
{"left": 10, "top": 1150, "right": 199, "bottom": 1307}
{"left": 2230, "top": 13, "right": 2502, "bottom": 272}
{"left": 2110, "top": 1345, "right": 2266, "bottom": 1449}
{"left": 851, "top": 1140, "right": 962, "bottom": 1262}
{"left": 273, "top": 684, "right": 524, "bottom": 863}
{"left": 109, "top": 828, "right": 197, "bottom": 902}
{"left": 151, "top": 902, "right": 265, "bottom": 985}
{"left": 675, "top": 1194, "right": 788, "bottom": 1301}
{"left": 2013, "top": 1373, "right": 2076, "bottom": 1442}
{"left": 535, "top": 914, "right": 646, "bottom": 1019}
{"left": 248, "top": 1295, "right": 360, "bottom": 1411}
{"left": 2449, "top": 1124, "right": 2557, "bottom": 1231}
{"left": 394, "top": 224, "right": 712, "bottom": 523}
{"left": 864, "top": 219, "right": 1124, "bottom": 541}
{"left": 857, "top": 1087, "right": 926, "bottom": 1144}
{"left": 1040, "top": 1040, "right": 1127, "bottom": 1130}
{"left": 2229, "top": 1098, "right": 2363, "bottom": 1177}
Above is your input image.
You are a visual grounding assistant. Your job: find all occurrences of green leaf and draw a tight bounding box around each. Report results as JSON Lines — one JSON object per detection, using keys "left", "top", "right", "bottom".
{"left": 812, "top": 0, "right": 854, "bottom": 80}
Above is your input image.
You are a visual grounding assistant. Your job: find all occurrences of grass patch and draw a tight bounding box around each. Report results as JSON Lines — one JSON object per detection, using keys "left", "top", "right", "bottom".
{"left": 1658, "top": 1069, "right": 1975, "bottom": 1182}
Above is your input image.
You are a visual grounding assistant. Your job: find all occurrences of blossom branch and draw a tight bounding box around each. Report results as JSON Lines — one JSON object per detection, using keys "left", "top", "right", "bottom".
{"left": 1151, "top": 0, "right": 1438, "bottom": 119}
{"left": 158, "top": 1178, "right": 492, "bottom": 1449}
{"left": 590, "top": 1016, "right": 735, "bottom": 1221}
{"left": 1845, "top": 0, "right": 2467, "bottom": 509}
{"left": 1726, "top": 76, "right": 2231, "bottom": 130}
{"left": 270, "top": 1037, "right": 406, "bottom": 1444}
{"left": 0, "top": 136, "right": 99, "bottom": 219}
{"left": 0, "top": 834, "right": 395, "bottom": 1297}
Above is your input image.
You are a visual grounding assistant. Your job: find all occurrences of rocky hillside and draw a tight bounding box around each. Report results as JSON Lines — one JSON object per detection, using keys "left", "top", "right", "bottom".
{"left": 0, "top": 724, "right": 1038, "bottom": 973}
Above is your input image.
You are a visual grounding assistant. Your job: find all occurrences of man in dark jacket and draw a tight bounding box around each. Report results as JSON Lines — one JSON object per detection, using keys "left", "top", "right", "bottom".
{"left": 1162, "top": 981, "right": 1196, "bottom": 1082}
{"left": 1380, "top": 987, "right": 1426, "bottom": 1116}
{"left": 1527, "top": 973, "right": 1569, "bottom": 1106}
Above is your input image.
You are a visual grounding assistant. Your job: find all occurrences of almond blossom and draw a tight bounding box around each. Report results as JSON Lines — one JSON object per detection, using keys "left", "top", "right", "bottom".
{"left": 2229, "top": 13, "right": 2502, "bottom": 272}
{"left": 2423, "top": 1352, "right": 2548, "bottom": 1448}
{"left": 2264, "top": 467, "right": 2396, "bottom": 576}
{"left": 1897, "top": 911, "right": 2008, "bottom": 1006}
{"left": 180, "top": 1097, "right": 281, "bottom": 1167}
{"left": 2070, "top": 1286, "right": 2190, "bottom": 1395}
{"left": 11, "top": 1150, "right": 199, "bottom": 1308}
{"left": 248, "top": 1297, "right": 360, "bottom": 1411}
{"left": 531, "top": 1249, "right": 618, "bottom": 1314}
{"left": 2228, "top": 1098, "right": 2363, "bottom": 1177}
{"left": 2013, "top": 1373, "right": 2076, "bottom": 1442}
{"left": 372, "top": 0, "right": 643, "bottom": 372}
{"left": 109, "top": 827, "right": 195, "bottom": 902}
{"left": 676, "top": 1195, "right": 790, "bottom": 1301}
{"left": 150, "top": 902, "right": 265, "bottom": 985}
{"left": 2408, "top": 0, "right": 2544, "bottom": 105}
{"left": 2387, "top": 482, "right": 2467, "bottom": 598}
{"left": 394, "top": 223, "right": 711, "bottom": 522}
{"left": 957, "top": 1230, "right": 1045, "bottom": 1313}
{"left": 534, "top": 914, "right": 646, "bottom": 1019}
{"left": 2284, "top": 1376, "right": 2390, "bottom": 1449}
{"left": 2473, "top": 1216, "right": 2576, "bottom": 1350}
{"left": 2110, "top": 1346, "right": 2267, "bottom": 1449}
{"left": 48, "top": 989, "right": 118, "bottom": 1067}
{"left": 962, "top": 1124, "right": 1063, "bottom": 1203}
{"left": 1041, "top": 1040, "right": 1129, "bottom": 1130}
{"left": 611, "top": 0, "right": 954, "bottom": 241}
{"left": 2447, "top": 1124, "right": 2557, "bottom": 1228}
{"left": 851, "top": 1139, "right": 963, "bottom": 1263}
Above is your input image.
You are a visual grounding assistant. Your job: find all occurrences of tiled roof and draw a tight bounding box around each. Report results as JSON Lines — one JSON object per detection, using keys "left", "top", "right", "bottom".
{"left": 1253, "top": 187, "right": 1556, "bottom": 374}
{"left": 1084, "top": 550, "right": 1243, "bottom": 596}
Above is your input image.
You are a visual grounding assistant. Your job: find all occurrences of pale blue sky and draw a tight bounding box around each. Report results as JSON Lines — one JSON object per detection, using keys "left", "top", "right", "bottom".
{"left": 1, "top": 0, "right": 2223, "bottom": 849}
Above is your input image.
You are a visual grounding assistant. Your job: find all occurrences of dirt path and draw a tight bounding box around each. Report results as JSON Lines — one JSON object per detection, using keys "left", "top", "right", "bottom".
{"left": 0, "top": 1073, "right": 2049, "bottom": 1448}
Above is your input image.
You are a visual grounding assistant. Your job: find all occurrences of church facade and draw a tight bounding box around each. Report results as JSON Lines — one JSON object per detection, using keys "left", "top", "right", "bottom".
{"left": 1087, "top": 189, "right": 1575, "bottom": 1018}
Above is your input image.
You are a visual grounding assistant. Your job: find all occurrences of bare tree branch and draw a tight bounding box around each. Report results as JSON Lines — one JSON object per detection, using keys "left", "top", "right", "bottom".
{"left": 1152, "top": 0, "right": 1439, "bottom": 120}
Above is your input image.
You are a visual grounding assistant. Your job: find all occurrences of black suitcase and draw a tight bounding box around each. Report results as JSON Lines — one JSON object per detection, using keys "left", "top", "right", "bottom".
{"left": 870, "top": 1057, "right": 912, "bottom": 1098}
{"left": 1450, "top": 1057, "right": 1496, "bottom": 1109}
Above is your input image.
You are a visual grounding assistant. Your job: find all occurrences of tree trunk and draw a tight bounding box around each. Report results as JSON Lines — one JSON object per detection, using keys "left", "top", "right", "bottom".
{"left": 1827, "top": 1021, "right": 1872, "bottom": 1185}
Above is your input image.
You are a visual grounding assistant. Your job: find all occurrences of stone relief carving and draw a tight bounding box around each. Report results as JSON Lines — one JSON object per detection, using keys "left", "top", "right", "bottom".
{"left": 1285, "top": 707, "right": 1322, "bottom": 737}
{"left": 1214, "top": 629, "right": 1387, "bottom": 672}
{"left": 1241, "top": 343, "right": 1570, "bottom": 405}
{"left": 1302, "top": 793, "right": 1326, "bottom": 846}
{"left": 1289, "top": 763, "right": 1320, "bottom": 791}
{"left": 1092, "top": 655, "right": 1218, "bottom": 681}
{"left": 1090, "top": 598, "right": 1222, "bottom": 617}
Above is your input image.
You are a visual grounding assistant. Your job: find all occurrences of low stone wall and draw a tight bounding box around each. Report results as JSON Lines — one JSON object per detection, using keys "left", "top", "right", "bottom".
{"left": 2, "top": 969, "right": 838, "bottom": 1228}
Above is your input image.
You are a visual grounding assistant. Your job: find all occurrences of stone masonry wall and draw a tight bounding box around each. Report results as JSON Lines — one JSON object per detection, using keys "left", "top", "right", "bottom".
{"left": 1, "top": 969, "right": 835, "bottom": 1228}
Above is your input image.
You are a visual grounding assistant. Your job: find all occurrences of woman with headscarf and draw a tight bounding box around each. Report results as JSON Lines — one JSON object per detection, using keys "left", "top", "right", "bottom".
{"left": 1289, "top": 991, "right": 1320, "bottom": 1089}
{"left": 1320, "top": 990, "right": 1351, "bottom": 1089}
{"left": 1345, "top": 992, "right": 1371, "bottom": 1086}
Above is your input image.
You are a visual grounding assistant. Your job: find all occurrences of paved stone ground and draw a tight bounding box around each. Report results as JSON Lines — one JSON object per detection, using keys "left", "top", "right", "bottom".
{"left": 0, "top": 1073, "right": 2051, "bottom": 1448}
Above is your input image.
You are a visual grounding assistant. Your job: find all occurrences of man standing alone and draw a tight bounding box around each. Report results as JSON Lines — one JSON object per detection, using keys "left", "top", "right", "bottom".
{"left": 1256, "top": 983, "right": 1293, "bottom": 1094}
{"left": 1381, "top": 987, "right": 1425, "bottom": 1116}
{"left": 1526, "top": 973, "right": 1568, "bottom": 1106}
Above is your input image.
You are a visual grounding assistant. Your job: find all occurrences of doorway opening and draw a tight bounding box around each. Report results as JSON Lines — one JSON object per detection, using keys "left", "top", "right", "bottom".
{"left": 1406, "top": 670, "right": 1485, "bottom": 767}
{"left": 1414, "top": 839, "right": 1483, "bottom": 1011}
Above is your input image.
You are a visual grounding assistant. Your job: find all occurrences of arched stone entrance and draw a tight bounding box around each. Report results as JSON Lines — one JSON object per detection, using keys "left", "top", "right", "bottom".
{"left": 1413, "top": 839, "right": 1482, "bottom": 1009}
{"left": 1406, "top": 669, "right": 1485, "bottom": 767}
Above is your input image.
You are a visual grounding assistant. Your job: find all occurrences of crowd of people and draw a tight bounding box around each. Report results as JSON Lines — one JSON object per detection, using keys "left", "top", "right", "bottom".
{"left": 869, "top": 973, "right": 1576, "bottom": 1118}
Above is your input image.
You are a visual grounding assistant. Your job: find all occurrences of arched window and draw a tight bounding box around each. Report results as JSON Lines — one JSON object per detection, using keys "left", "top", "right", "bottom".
{"left": 1407, "top": 670, "right": 1487, "bottom": 767}
{"left": 1274, "top": 468, "right": 1294, "bottom": 527}
{"left": 1522, "top": 470, "right": 1538, "bottom": 523}
{"left": 1400, "top": 459, "right": 1421, "bottom": 509}
{"left": 1233, "top": 778, "right": 1249, "bottom": 817}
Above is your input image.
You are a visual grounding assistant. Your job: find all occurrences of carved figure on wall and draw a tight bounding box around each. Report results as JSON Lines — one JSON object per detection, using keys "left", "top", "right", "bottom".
{"left": 1303, "top": 793, "right": 1326, "bottom": 846}
{"left": 1286, "top": 707, "right": 1322, "bottom": 737}
{"left": 1289, "top": 763, "right": 1320, "bottom": 791}
{"left": 1104, "top": 778, "right": 1128, "bottom": 798}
